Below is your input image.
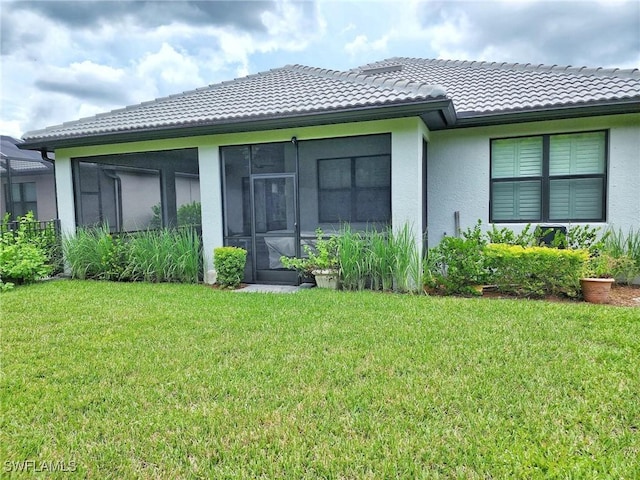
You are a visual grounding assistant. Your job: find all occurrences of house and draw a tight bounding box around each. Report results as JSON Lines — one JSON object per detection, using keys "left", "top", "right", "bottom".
{"left": 19, "top": 58, "right": 640, "bottom": 285}
{"left": 1, "top": 135, "right": 57, "bottom": 221}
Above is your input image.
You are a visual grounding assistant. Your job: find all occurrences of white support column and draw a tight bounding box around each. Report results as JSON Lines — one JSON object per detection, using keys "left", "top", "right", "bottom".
{"left": 54, "top": 155, "right": 76, "bottom": 237}
{"left": 198, "top": 145, "right": 224, "bottom": 283}
{"left": 391, "top": 118, "right": 427, "bottom": 253}
{"left": 53, "top": 155, "right": 76, "bottom": 275}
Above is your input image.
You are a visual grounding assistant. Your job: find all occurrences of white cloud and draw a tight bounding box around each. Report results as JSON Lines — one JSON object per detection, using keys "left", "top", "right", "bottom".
{"left": 345, "top": 34, "right": 390, "bottom": 56}
{"left": 136, "top": 43, "right": 204, "bottom": 91}
{"left": 0, "top": 0, "right": 637, "bottom": 139}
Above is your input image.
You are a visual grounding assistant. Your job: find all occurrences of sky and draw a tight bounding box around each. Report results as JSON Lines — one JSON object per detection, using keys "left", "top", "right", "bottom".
{"left": 1, "top": 0, "right": 639, "bottom": 139}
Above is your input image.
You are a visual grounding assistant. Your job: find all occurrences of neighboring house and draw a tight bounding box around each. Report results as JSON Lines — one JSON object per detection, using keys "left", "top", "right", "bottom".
{"left": 19, "top": 58, "right": 640, "bottom": 284}
{"left": 1, "top": 135, "right": 57, "bottom": 220}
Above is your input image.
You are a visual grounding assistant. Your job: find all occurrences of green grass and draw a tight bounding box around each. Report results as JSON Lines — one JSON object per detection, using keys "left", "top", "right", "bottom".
{"left": 2, "top": 281, "right": 639, "bottom": 478}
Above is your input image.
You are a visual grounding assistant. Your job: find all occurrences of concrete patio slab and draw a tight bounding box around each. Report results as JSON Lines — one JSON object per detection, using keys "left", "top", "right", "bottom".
{"left": 234, "top": 283, "right": 315, "bottom": 294}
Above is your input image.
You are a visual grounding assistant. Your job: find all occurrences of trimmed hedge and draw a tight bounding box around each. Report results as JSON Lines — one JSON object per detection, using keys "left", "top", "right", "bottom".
{"left": 484, "top": 244, "right": 589, "bottom": 298}
{"left": 214, "top": 246, "right": 247, "bottom": 288}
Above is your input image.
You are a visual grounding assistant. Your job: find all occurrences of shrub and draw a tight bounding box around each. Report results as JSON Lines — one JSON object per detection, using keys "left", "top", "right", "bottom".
{"left": 484, "top": 244, "right": 588, "bottom": 298}
{"left": 214, "top": 246, "right": 247, "bottom": 288}
{"left": 549, "top": 224, "right": 609, "bottom": 253}
{"left": 425, "top": 223, "right": 488, "bottom": 295}
{"left": 0, "top": 213, "right": 53, "bottom": 285}
{"left": 486, "top": 223, "right": 537, "bottom": 246}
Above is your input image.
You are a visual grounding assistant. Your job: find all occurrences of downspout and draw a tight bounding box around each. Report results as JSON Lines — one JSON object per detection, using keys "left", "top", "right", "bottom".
{"left": 41, "top": 149, "right": 58, "bottom": 220}
{"left": 5, "top": 155, "right": 14, "bottom": 218}
{"left": 40, "top": 149, "right": 54, "bottom": 163}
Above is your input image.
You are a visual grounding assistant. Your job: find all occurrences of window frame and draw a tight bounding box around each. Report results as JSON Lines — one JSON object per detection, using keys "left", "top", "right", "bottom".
{"left": 7, "top": 181, "right": 38, "bottom": 218}
{"left": 317, "top": 154, "right": 391, "bottom": 224}
{"left": 489, "top": 130, "right": 608, "bottom": 223}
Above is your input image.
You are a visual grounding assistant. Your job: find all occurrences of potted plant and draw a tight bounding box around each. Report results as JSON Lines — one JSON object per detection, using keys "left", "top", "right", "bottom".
{"left": 280, "top": 229, "right": 340, "bottom": 289}
{"left": 581, "top": 253, "right": 616, "bottom": 304}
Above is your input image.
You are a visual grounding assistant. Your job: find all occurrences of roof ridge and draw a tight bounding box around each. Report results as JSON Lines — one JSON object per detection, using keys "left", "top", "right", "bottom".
{"left": 380, "top": 57, "right": 640, "bottom": 79}
{"left": 287, "top": 64, "right": 447, "bottom": 98}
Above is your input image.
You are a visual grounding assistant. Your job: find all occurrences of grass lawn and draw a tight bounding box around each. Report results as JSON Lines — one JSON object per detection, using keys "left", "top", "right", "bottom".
{"left": 2, "top": 281, "right": 639, "bottom": 478}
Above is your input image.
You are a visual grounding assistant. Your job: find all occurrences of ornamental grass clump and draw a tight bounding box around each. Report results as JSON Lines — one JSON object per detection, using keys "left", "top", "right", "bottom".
{"left": 603, "top": 227, "right": 640, "bottom": 284}
{"left": 63, "top": 224, "right": 126, "bottom": 280}
{"left": 126, "top": 228, "right": 202, "bottom": 283}
{"left": 65, "top": 225, "right": 202, "bottom": 283}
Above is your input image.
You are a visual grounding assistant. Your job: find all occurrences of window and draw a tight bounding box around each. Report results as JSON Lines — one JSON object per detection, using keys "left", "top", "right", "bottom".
{"left": 6, "top": 182, "right": 37, "bottom": 218}
{"left": 490, "top": 131, "right": 607, "bottom": 222}
{"left": 318, "top": 154, "right": 391, "bottom": 223}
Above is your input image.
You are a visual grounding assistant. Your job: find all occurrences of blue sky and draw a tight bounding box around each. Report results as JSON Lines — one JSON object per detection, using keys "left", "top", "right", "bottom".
{"left": 1, "top": 0, "right": 639, "bottom": 138}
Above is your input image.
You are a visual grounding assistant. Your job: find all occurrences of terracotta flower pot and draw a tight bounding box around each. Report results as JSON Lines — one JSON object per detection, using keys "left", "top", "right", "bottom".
{"left": 580, "top": 278, "right": 615, "bottom": 304}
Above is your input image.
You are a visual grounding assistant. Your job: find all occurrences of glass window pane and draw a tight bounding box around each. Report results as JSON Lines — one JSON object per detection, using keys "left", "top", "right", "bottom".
{"left": 550, "top": 132, "right": 605, "bottom": 175}
{"left": 22, "top": 183, "right": 37, "bottom": 202}
{"left": 492, "top": 137, "right": 542, "bottom": 178}
{"left": 11, "top": 183, "right": 21, "bottom": 201}
{"left": 492, "top": 180, "right": 541, "bottom": 221}
{"left": 319, "top": 158, "right": 351, "bottom": 189}
{"left": 549, "top": 178, "right": 603, "bottom": 220}
{"left": 355, "top": 156, "right": 390, "bottom": 188}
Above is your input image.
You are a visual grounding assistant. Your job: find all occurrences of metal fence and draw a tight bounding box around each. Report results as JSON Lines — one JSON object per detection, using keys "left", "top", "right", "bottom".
{"left": 0, "top": 218, "right": 61, "bottom": 237}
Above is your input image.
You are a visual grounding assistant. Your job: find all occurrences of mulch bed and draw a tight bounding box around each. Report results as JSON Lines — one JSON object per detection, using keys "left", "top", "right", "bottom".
{"left": 482, "top": 284, "right": 640, "bottom": 307}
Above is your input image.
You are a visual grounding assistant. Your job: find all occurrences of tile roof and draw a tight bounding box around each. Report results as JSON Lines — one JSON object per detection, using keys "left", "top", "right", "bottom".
{"left": 0, "top": 136, "right": 53, "bottom": 174}
{"left": 21, "top": 57, "right": 640, "bottom": 146}
{"left": 354, "top": 57, "right": 640, "bottom": 116}
{"left": 22, "top": 65, "right": 447, "bottom": 143}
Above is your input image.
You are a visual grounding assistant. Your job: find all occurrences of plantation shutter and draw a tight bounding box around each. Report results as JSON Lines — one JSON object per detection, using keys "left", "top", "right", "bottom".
{"left": 491, "top": 137, "right": 542, "bottom": 221}
{"left": 492, "top": 137, "right": 542, "bottom": 178}
{"left": 548, "top": 132, "right": 605, "bottom": 220}
{"left": 492, "top": 181, "right": 541, "bottom": 221}
{"left": 549, "top": 132, "right": 605, "bottom": 175}
{"left": 549, "top": 178, "right": 603, "bottom": 220}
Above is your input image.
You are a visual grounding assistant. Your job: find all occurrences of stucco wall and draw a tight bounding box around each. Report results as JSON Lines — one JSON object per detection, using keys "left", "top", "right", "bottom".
{"left": 0, "top": 174, "right": 56, "bottom": 220}
{"left": 56, "top": 118, "right": 426, "bottom": 280}
{"left": 427, "top": 113, "right": 640, "bottom": 247}
{"left": 53, "top": 113, "right": 638, "bottom": 281}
